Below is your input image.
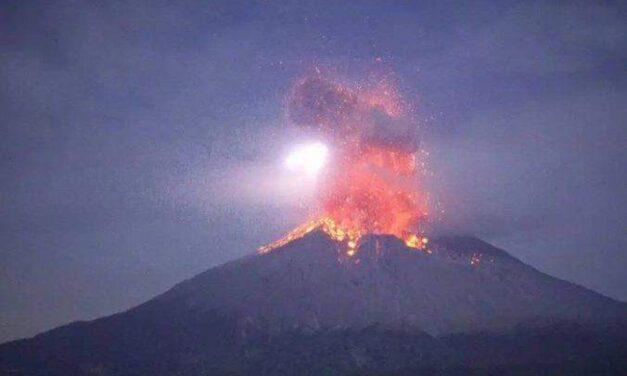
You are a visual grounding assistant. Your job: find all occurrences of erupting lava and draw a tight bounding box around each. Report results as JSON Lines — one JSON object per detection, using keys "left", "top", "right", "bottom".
{"left": 260, "top": 75, "right": 429, "bottom": 255}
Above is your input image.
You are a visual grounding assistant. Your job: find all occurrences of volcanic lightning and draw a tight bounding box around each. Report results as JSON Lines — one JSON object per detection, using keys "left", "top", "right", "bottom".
{"left": 260, "top": 74, "right": 430, "bottom": 255}
{"left": 285, "top": 142, "right": 329, "bottom": 176}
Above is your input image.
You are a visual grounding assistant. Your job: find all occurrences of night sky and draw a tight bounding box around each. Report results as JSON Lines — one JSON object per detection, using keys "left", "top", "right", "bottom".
{"left": 1, "top": 0, "right": 626, "bottom": 343}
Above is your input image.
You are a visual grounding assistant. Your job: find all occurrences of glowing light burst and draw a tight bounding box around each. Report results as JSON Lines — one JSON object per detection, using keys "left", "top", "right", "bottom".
{"left": 285, "top": 142, "right": 329, "bottom": 176}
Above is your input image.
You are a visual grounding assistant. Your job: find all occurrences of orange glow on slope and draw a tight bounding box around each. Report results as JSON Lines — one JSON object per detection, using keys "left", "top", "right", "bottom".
{"left": 259, "top": 75, "right": 430, "bottom": 255}
{"left": 258, "top": 217, "right": 361, "bottom": 255}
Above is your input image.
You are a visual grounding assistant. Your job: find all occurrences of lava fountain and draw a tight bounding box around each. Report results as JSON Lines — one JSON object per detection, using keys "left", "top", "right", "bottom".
{"left": 259, "top": 75, "right": 429, "bottom": 255}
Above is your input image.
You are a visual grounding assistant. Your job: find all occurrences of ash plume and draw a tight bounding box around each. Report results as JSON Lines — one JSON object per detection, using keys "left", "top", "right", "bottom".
{"left": 287, "top": 77, "right": 420, "bottom": 152}
{"left": 281, "top": 75, "right": 429, "bottom": 241}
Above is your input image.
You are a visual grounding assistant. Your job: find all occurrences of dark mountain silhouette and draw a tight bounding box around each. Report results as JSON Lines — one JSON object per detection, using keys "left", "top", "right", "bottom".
{"left": 1, "top": 231, "right": 625, "bottom": 375}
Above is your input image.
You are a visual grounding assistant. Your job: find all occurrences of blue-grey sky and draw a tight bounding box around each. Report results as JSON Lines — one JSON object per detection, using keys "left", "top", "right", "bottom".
{"left": 1, "top": 0, "right": 626, "bottom": 343}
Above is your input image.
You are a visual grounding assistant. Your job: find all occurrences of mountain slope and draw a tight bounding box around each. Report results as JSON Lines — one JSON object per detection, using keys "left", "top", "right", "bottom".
{"left": 153, "top": 231, "right": 623, "bottom": 335}
{"left": 1, "top": 232, "right": 625, "bottom": 375}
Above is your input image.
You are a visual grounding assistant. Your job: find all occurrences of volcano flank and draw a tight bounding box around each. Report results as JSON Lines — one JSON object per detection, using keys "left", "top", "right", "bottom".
{"left": 1, "top": 231, "right": 625, "bottom": 375}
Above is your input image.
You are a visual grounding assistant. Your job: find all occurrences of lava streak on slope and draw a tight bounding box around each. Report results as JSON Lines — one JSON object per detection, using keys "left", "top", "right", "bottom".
{"left": 260, "top": 74, "right": 430, "bottom": 255}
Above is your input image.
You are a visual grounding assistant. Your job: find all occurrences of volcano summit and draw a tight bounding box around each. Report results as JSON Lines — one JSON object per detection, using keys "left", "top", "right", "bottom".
{"left": 1, "top": 229, "right": 625, "bottom": 375}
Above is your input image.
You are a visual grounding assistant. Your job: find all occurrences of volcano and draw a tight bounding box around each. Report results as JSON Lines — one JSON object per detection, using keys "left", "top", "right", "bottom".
{"left": 1, "top": 231, "right": 625, "bottom": 375}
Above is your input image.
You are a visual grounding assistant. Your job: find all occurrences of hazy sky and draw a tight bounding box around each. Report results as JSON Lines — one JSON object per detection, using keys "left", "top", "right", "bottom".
{"left": 1, "top": 0, "right": 626, "bottom": 343}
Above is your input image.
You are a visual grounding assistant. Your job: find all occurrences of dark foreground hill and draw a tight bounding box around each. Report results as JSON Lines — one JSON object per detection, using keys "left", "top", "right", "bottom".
{"left": 1, "top": 231, "right": 625, "bottom": 375}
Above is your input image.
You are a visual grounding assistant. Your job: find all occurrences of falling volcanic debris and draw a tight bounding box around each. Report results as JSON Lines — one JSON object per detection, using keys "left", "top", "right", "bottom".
{"left": 259, "top": 75, "right": 430, "bottom": 255}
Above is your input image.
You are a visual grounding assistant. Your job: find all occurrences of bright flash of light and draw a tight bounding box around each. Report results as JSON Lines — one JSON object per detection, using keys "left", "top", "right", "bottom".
{"left": 285, "top": 142, "right": 329, "bottom": 175}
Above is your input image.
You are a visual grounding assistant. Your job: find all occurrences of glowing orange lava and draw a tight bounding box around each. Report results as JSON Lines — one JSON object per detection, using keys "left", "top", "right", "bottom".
{"left": 260, "top": 75, "right": 430, "bottom": 255}
{"left": 258, "top": 217, "right": 361, "bottom": 255}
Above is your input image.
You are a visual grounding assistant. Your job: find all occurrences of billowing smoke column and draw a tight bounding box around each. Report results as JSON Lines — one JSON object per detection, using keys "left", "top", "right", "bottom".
{"left": 286, "top": 76, "right": 428, "bottom": 242}
{"left": 288, "top": 77, "right": 420, "bottom": 152}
